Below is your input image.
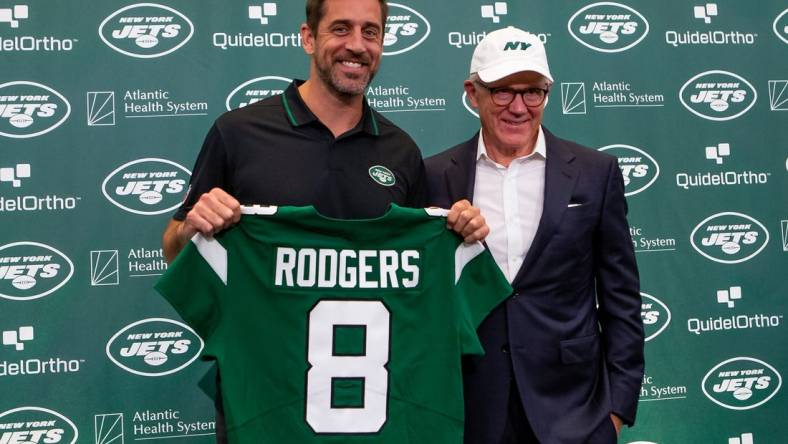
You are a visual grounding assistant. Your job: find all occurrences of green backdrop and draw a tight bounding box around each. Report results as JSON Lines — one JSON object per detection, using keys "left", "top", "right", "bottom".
{"left": 1, "top": 1, "right": 785, "bottom": 443}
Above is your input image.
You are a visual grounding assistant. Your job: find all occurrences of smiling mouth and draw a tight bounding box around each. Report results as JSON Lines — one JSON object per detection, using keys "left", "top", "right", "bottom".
{"left": 339, "top": 60, "right": 365, "bottom": 68}
{"left": 502, "top": 118, "right": 528, "bottom": 126}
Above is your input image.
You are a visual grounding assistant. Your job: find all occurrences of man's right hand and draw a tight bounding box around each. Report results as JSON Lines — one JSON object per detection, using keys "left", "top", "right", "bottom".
{"left": 182, "top": 188, "right": 242, "bottom": 238}
{"left": 162, "top": 188, "right": 241, "bottom": 263}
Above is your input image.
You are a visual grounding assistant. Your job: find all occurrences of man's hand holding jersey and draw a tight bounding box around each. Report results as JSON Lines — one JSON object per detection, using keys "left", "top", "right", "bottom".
{"left": 447, "top": 199, "right": 489, "bottom": 243}
{"left": 182, "top": 188, "right": 242, "bottom": 238}
{"left": 163, "top": 188, "right": 241, "bottom": 263}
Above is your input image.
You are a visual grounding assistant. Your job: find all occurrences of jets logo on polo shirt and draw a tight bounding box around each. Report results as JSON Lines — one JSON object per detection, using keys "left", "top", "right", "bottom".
{"left": 369, "top": 166, "right": 395, "bottom": 187}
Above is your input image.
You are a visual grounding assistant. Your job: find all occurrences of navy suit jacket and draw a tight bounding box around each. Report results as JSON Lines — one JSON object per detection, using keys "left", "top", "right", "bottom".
{"left": 425, "top": 128, "right": 645, "bottom": 444}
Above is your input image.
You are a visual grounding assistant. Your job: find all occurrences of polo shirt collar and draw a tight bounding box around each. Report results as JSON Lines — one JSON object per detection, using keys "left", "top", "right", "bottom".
{"left": 281, "top": 79, "right": 380, "bottom": 136}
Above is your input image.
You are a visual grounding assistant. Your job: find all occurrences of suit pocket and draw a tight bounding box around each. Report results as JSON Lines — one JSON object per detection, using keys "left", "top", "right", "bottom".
{"left": 551, "top": 205, "right": 597, "bottom": 257}
{"left": 560, "top": 333, "right": 600, "bottom": 364}
{"left": 561, "top": 203, "right": 597, "bottom": 226}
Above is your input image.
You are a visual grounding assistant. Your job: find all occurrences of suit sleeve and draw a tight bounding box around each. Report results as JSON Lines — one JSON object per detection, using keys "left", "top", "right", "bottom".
{"left": 455, "top": 242, "right": 513, "bottom": 356}
{"left": 593, "top": 158, "right": 645, "bottom": 426}
{"left": 424, "top": 154, "right": 456, "bottom": 209}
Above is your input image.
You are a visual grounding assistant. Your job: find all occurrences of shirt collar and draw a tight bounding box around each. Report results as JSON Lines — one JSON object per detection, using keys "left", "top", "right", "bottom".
{"left": 281, "top": 79, "right": 380, "bottom": 137}
{"left": 476, "top": 126, "right": 547, "bottom": 163}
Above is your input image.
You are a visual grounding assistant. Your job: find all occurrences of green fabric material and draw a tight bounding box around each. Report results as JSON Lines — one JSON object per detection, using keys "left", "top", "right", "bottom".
{"left": 156, "top": 205, "right": 511, "bottom": 443}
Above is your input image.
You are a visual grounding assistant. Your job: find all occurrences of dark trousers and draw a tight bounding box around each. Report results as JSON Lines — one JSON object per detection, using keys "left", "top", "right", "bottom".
{"left": 499, "top": 381, "right": 617, "bottom": 444}
{"left": 500, "top": 379, "right": 539, "bottom": 444}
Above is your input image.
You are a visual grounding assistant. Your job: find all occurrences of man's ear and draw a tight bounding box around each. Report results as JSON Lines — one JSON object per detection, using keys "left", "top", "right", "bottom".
{"left": 301, "top": 23, "right": 315, "bottom": 55}
{"left": 464, "top": 80, "right": 479, "bottom": 108}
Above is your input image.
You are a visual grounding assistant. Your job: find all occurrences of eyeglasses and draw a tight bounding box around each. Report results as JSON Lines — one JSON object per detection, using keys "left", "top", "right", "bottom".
{"left": 476, "top": 82, "right": 549, "bottom": 107}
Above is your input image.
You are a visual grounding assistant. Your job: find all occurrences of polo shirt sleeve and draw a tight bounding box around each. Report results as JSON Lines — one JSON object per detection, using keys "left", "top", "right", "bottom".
{"left": 454, "top": 242, "right": 512, "bottom": 355}
{"left": 173, "top": 123, "right": 229, "bottom": 221}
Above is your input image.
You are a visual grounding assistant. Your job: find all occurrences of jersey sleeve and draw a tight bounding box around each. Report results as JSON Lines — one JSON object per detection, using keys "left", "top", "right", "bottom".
{"left": 454, "top": 242, "right": 512, "bottom": 355}
{"left": 173, "top": 123, "right": 229, "bottom": 221}
{"left": 154, "top": 235, "right": 227, "bottom": 342}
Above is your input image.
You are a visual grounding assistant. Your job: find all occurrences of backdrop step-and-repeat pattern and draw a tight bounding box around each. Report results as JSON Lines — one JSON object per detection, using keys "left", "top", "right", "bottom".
{"left": 1, "top": 1, "right": 786, "bottom": 443}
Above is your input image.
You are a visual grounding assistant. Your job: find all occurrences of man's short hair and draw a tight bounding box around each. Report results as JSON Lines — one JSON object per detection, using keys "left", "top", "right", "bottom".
{"left": 306, "top": 0, "right": 389, "bottom": 33}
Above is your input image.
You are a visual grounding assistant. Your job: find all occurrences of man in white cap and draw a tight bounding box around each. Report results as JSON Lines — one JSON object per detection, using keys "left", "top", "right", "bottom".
{"left": 425, "top": 27, "right": 644, "bottom": 443}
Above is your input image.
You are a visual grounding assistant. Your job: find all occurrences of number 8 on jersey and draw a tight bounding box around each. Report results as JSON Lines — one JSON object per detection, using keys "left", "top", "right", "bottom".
{"left": 306, "top": 300, "right": 390, "bottom": 434}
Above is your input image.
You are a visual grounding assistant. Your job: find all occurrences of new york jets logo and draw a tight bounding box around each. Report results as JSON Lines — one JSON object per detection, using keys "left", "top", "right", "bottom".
{"left": 567, "top": 2, "right": 649, "bottom": 53}
{"left": 369, "top": 166, "right": 395, "bottom": 186}
{"left": 0, "top": 81, "right": 70, "bottom": 139}
{"left": 99, "top": 3, "right": 194, "bottom": 58}
{"left": 774, "top": 8, "right": 788, "bottom": 45}
{"left": 106, "top": 318, "right": 204, "bottom": 377}
{"left": 690, "top": 212, "right": 769, "bottom": 264}
{"left": 0, "top": 242, "right": 74, "bottom": 301}
{"left": 383, "top": 3, "right": 431, "bottom": 56}
{"left": 598, "top": 145, "right": 659, "bottom": 196}
{"left": 225, "top": 76, "right": 292, "bottom": 110}
{"left": 680, "top": 71, "right": 757, "bottom": 121}
{"left": 0, "top": 407, "right": 79, "bottom": 444}
{"left": 102, "top": 158, "right": 191, "bottom": 215}
{"left": 503, "top": 41, "right": 531, "bottom": 51}
{"left": 640, "top": 292, "right": 670, "bottom": 342}
{"left": 702, "top": 357, "right": 782, "bottom": 410}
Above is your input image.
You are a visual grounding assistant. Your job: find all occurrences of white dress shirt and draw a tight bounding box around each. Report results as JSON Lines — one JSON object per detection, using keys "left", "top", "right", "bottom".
{"left": 472, "top": 127, "right": 546, "bottom": 282}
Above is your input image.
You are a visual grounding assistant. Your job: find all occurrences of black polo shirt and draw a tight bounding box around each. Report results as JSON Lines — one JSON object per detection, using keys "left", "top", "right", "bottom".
{"left": 174, "top": 80, "right": 426, "bottom": 220}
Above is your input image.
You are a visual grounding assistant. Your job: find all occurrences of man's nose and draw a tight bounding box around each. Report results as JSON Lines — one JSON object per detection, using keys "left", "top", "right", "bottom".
{"left": 508, "top": 93, "right": 529, "bottom": 113}
{"left": 345, "top": 27, "right": 366, "bottom": 54}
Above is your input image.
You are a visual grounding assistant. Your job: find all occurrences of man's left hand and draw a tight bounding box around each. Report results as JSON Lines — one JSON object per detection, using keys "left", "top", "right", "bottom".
{"left": 447, "top": 199, "right": 489, "bottom": 243}
{"left": 610, "top": 414, "right": 623, "bottom": 437}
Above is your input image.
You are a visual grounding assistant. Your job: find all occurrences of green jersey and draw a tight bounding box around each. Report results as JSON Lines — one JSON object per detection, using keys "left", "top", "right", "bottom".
{"left": 155, "top": 204, "right": 511, "bottom": 444}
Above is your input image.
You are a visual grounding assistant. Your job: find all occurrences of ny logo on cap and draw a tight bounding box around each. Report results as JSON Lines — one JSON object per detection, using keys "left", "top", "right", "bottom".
{"left": 504, "top": 41, "right": 531, "bottom": 51}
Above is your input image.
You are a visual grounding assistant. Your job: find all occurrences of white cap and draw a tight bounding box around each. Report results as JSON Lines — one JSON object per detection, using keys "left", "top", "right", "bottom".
{"left": 470, "top": 26, "right": 553, "bottom": 84}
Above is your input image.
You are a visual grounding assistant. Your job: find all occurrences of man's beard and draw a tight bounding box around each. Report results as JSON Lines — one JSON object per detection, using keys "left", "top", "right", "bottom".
{"left": 316, "top": 54, "right": 376, "bottom": 97}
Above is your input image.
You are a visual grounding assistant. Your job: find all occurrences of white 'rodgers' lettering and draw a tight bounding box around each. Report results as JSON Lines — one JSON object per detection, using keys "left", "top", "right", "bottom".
{"left": 275, "top": 248, "right": 420, "bottom": 289}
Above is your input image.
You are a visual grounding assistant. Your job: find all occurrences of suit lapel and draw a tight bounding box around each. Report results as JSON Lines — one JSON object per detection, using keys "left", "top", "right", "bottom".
{"left": 512, "top": 129, "right": 579, "bottom": 284}
{"left": 445, "top": 133, "right": 479, "bottom": 203}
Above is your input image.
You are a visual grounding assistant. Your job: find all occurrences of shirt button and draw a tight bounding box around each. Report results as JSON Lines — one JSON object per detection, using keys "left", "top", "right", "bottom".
{"left": 511, "top": 292, "right": 519, "bottom": 299}
{"left": 501, "top": 344, "right": 510, "bottom": 354}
